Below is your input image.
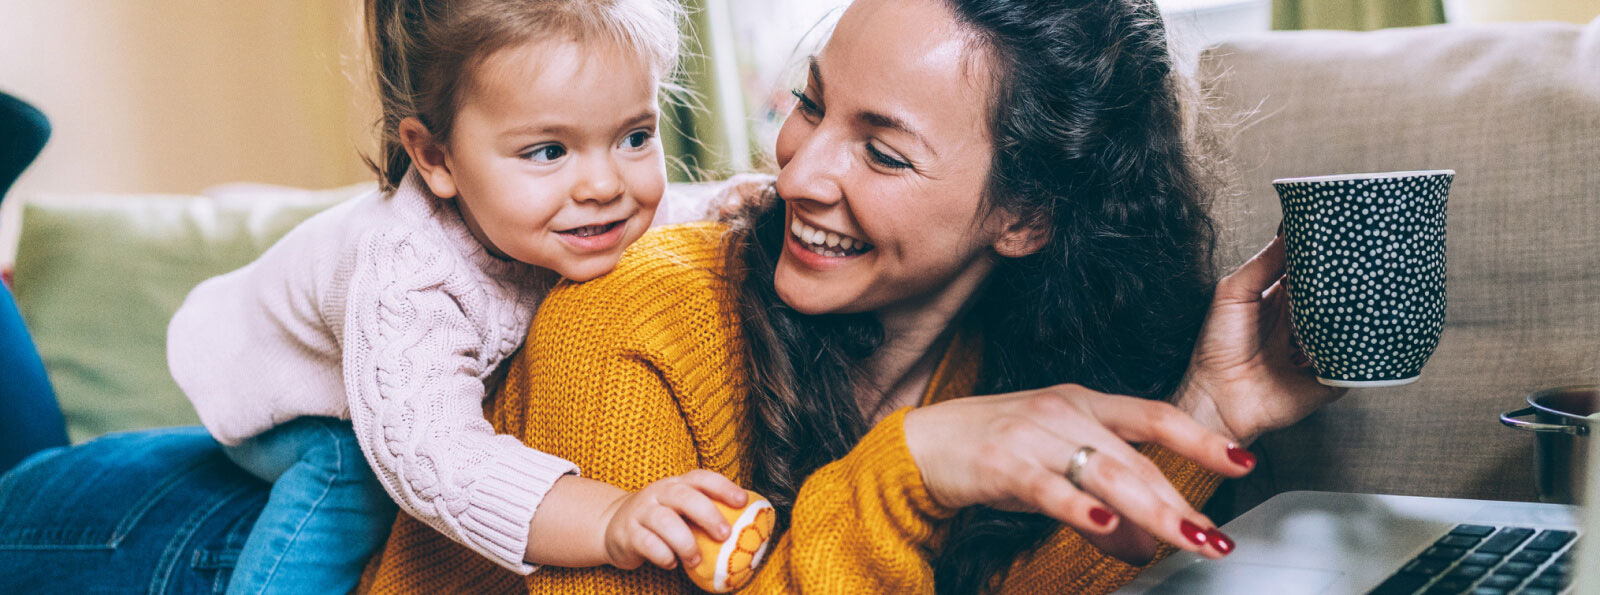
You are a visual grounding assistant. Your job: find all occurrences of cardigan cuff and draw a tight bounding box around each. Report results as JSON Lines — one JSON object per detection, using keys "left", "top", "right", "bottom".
{"left": 859, "top": 407, "right": 959, "bottom": 524}
{"left": 458, "top": 443, "right": 580, "bottom": 575}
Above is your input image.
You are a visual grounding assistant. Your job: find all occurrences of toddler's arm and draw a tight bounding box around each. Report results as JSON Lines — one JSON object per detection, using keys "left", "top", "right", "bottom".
{"left": 341, "top": 231, "right": 578, "bottom": 575}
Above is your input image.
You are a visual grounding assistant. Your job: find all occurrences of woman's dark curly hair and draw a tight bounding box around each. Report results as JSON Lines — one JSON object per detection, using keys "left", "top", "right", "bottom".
{"left": 724, "top": 0, "right": 1229, "bottom": 592}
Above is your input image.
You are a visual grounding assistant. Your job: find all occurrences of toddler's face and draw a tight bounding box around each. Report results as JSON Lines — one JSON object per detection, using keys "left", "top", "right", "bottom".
{"left": 438, "top": 38, "right": 666, "bottom": 281}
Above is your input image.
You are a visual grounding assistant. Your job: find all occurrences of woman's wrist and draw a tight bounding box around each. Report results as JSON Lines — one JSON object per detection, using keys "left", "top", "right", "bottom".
{"left": 1172, "top": 375, "right": 1253, "bottom": 446}
{"left": 891, "top": 406, "right": 966, "bottom": 516}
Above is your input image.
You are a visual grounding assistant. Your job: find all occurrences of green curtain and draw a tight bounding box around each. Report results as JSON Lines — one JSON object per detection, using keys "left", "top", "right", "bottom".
{"left": 660, "top": 0, "right": 739, "bottom": 183}
{"left": 1273, "top": 0, "right": 1446, "bottom": 30}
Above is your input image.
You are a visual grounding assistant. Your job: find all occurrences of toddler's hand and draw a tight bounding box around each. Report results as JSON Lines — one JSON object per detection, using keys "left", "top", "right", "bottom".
{"left": 600, "top": 470, "right": 748, "bottom": 571}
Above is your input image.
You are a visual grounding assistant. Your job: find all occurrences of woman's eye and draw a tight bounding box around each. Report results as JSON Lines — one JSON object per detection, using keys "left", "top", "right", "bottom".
{"left": 791, "top": 89, "right": 822, "bottom": 118}
{"left": 866, "top": 143, "right": 912, "bottom": 170}
{"left": 621, "top": 130, "right": 653, "bottom": 150}
{"left": 524, "top": 144, "right": 566, "bottom": 163}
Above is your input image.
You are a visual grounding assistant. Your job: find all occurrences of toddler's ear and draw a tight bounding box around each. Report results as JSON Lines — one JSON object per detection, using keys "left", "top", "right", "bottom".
{"left": 398, "top": 117, "right": 459, "bottom": 199}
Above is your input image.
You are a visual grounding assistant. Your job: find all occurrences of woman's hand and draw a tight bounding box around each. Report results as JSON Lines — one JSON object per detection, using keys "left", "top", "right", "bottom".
{"left": 903, "top": 385, "right": 1257, "bottom": 561}
{"left": 1177, "top": 232, "right": 1346, "bottom": 445}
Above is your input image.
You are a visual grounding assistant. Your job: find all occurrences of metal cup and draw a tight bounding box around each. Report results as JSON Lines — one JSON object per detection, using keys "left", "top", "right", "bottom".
{"left": 1500, "top": 385, "right": 1596, "bottom": 504}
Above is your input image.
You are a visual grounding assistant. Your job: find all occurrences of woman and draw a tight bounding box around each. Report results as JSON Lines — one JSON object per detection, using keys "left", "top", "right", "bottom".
{"left": 361, "top": 0, "right": 1337, "bottom": 592}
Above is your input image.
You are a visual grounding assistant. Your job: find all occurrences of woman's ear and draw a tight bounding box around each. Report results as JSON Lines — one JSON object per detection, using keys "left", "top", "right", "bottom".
{"left": 994, "top": 212, "right": 1050, "bottom": 258}
{"left": 398, "top": 117, "right": 459, "bottom": 199}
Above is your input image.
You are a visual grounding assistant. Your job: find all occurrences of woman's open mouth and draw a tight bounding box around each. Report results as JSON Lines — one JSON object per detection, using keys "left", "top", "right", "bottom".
{"left": 790, "top": 218, "right": 873, "bottom": 258}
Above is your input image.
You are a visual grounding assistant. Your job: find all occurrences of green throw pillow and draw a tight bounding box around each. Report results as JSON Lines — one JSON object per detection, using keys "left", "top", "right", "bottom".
{"left": 12, "top": 184, "right": 369, "bottom": 442}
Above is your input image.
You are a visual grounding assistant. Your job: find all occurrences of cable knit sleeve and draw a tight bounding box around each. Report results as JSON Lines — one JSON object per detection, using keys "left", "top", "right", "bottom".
{"left": 342, "top": 228, "right": 577, "bottom": 575}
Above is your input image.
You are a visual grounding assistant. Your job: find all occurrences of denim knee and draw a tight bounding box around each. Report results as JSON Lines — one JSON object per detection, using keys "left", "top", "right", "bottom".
{"left": 0, "top": 427, "right": 270, "bottom": 594}
{"left": 224, "top": 417, "right": 371, "bottom": 487}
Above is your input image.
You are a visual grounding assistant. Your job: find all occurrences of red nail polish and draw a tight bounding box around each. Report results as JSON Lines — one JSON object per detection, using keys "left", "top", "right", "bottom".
{"left": 1180, "top": 520, "right": 1210, "bottom": 546}
{"left": 1226, "top": 444, "right": 1256, "bottom": 468}
{"left": 1089, "top": 507, "right": 1115, "bottom": 526}
{"left": 1206, "top": 528, "right": 1235, "bottom": 554}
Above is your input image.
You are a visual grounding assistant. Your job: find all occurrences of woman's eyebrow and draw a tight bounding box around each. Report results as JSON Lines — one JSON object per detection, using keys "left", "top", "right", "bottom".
{"left": 859, "top": 111, "right": 936, "bottom": 158}
{"left": 811, "top": 56, "right": 937, "bottom": 157}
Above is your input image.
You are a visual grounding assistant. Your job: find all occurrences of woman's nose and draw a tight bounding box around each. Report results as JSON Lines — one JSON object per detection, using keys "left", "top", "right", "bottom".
{"left": 774, "top": 129, "right": 847, "bottom": 208}
{"left": 572, "top": 155, "right": 623, "bottom": 203}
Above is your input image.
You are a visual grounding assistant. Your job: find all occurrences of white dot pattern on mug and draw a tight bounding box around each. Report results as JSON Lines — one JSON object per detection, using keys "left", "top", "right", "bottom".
{"left": 1275, "top": 173, "right": 1451, "bottom": 384}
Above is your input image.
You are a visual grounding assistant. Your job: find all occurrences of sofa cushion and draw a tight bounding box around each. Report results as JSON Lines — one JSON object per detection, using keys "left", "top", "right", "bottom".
{"left": 12, "top": 184, "right": 367, "bottom": 442}
{"left": 1199, "top": 18, "right": 1600, "bottom": 511}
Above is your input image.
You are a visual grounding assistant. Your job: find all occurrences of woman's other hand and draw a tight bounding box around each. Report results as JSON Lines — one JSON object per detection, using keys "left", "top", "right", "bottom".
{"left": 1178, "top": 232, "right": 1346, "bottom": 445}
{"left": 903, "top": 385, "right": 1256, "bottom": 561}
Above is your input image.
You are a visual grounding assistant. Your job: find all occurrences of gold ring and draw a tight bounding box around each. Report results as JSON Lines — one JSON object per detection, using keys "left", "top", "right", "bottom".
{"left": 1065, "top": 445, "right": 1096, "bottom": 490}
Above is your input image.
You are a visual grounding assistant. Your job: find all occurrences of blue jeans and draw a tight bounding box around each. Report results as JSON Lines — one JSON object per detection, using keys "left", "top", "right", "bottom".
{"left": 0, "top": 427, "right": 268, "bottom": 594}
{"left": 0, "top": 282, "right": 68, "bottom": 475}
{"left": 221, "top": 417, "right": 396, "bottom": 595}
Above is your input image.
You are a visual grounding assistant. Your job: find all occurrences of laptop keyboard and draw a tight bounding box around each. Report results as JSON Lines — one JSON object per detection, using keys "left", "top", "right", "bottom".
{"left": 1369, "top": 524, "right": 1581, "bottom": 595}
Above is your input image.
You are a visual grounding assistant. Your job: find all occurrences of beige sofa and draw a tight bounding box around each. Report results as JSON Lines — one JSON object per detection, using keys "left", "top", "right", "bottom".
{"left": 1197, "top": 18, "right": 1600, "bottom": 515}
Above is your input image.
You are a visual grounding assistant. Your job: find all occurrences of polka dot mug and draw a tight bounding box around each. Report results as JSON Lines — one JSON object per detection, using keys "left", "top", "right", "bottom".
{"left": 1273, "top": 170, "right": 1453, "bottom": 387}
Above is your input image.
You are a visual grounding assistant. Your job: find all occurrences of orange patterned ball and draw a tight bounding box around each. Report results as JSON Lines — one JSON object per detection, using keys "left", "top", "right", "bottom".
{"left": 685, "top": 490, "right": 776, "bottom": 593}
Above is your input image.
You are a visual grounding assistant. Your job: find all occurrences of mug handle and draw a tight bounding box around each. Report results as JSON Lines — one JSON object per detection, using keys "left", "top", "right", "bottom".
{"left": 1500, "top": 406, "right": 1584, "bottom": 435}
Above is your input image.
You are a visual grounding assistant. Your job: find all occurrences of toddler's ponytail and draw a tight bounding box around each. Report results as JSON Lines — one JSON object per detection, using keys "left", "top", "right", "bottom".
{"left": 365, "top": 0, "right": 426, "bottom": 191}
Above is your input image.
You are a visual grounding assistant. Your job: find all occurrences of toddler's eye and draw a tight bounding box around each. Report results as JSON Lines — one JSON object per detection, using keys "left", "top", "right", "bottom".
{"left": 621, "top": 130, "right": 653, "bottom": 150}
{"left": 524, "top": 144, "right": 566, "bottom": 162}
{"left": 791, "top": 89, "right": 822, "bottom": 119}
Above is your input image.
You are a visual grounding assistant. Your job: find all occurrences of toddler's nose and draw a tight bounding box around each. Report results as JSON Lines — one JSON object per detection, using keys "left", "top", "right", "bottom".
{"left": 573, "top": 156, "right": 623, "bottom": 203}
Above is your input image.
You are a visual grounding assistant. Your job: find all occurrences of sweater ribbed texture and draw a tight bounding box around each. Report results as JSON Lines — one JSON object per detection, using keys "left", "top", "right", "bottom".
{"left": 359, "top": 222, "right": 1221, "bottom": 593}
{"left": 168, "top": 169, "right": 576, "bottom": 574}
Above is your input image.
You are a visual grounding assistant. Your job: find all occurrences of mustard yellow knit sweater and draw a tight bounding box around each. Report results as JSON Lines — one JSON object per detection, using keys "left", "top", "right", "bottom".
{"left": 359, "top": 222, "right": 1222, "bottom": 594}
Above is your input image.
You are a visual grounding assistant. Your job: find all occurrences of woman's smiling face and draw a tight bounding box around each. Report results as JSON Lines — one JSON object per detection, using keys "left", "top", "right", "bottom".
{"left": 772, "top": 0, "right": 1011, "bottom": 318}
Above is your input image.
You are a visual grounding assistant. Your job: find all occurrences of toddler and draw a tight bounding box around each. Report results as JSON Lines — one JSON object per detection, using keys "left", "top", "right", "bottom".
{"left": 168, "top": 1, "right": 746, "bottom": 592}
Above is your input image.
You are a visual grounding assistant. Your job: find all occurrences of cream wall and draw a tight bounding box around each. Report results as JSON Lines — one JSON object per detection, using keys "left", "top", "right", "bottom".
{"left": 1446, "top": 0, "right": 1600, "bottom": 23}
{"left": 1, "top": 1, "right": 374, "bottom": 263}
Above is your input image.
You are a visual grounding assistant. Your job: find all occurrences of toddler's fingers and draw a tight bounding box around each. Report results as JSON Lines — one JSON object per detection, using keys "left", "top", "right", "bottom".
{"left": 661, "top": 483, "right": 732, "bottom": 542}
{"left": 682, "top": 469, "right": 747, "bottom": 507}
{"left": 642, "top": 506, "right": 703, "bottom": 568}
{"left": 627, "top": 525, "right": 680, "bottom": 570}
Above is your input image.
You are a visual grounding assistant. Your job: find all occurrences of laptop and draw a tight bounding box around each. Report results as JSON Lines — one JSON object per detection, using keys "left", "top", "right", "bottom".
{"left": 1112, "top": 433, "right": 1600, "bottom": 595}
